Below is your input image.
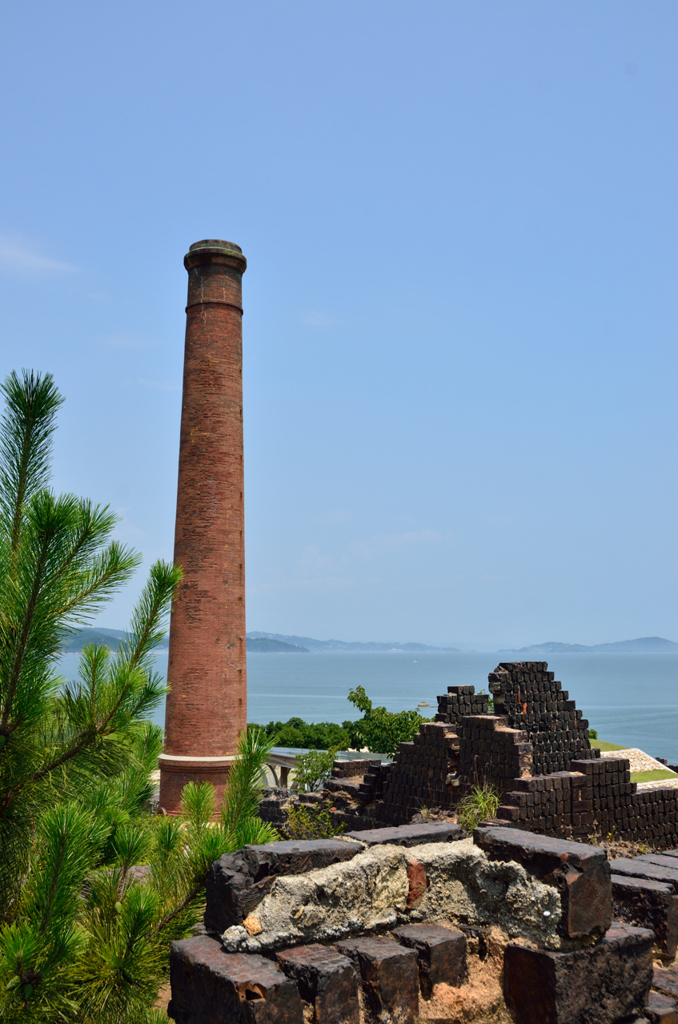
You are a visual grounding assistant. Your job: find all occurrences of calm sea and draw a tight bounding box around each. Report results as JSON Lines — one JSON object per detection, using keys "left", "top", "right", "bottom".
{"left": 56, "top": 650, "right": 678, "bottom": 763}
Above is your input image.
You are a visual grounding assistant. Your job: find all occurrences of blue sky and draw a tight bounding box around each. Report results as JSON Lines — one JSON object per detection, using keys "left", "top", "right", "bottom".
{"left": 1, "top": 2, "right": 676, "bottom": 647}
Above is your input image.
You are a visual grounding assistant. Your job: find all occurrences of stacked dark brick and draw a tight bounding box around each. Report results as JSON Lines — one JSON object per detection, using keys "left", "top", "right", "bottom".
{"left": 435, "top": 685, "right": 489, "bottom": 726}
{"left": 457, "top": 715, "right": 533, "bottom": 797}
{"left": 488, "top": 662, "right": 597, "bottom": 775}
{"left": 499, "top": 770, "right": 592, "bottom": 836}
{"left": 380, "top": 722, "right": 459, "bottom": 824}
{"left": 500, "top": 755, "right": 678, "bottom": 847}
{"left": 570, "top": 757, "right": 635, "bottom": 835}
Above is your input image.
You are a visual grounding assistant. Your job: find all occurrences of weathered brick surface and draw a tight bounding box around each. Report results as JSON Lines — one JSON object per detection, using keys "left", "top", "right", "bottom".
{"left": 336, "top": 937, "right": 418, "bottom": 1024}
{"left": 638, "top": 854, "right": 678, "bottom": 872}
{"left": 610, "top": 858, "right": 678, "bottom": 890}
{"left": 344, "top": 822, "right": 463, "bottom": 847}
{"left": 205, "top": 840, "right": 362, "bottom": 934}
{"left": 474, "top": 825, "right": 612, "bottom": 938}
{"left": 319, "top": 661, "right": 678, "bottom": 846}
{"left": 653, "top": 967, "right": 678, "bottom": 1000}
{"left": 645, "top": 990, "right": 678, "bottom": 1024}
{"left": 504, "top": 922, "right": 654, "bottom": 1024}
{"left": 392, "top": 923, "right": 466, "bottom": 997}
{"left": 168, "top": 935, "right": 302, "bottom": 1024}
{"left": 612, "top": 874, "right": 678, "bottom": 958}
{"left": 160, "top": 240, "right": 249, "bottom": 814}
{"left": 276, "top": 945, "right": 359, "bottom": 1024}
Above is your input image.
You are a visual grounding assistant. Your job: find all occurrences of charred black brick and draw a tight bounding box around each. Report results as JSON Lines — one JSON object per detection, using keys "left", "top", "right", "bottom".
{"left": 392, "top": 923, "right": 466, "bottom": 997}
{"left": 169, "top": 935, "right": 303, "bottom": 1024}
{"left": 504, "top": 923, "right": 653, "bottom": 1024}
{"left": 609, "top": 859, "right": 678, "bottom": 891}
{"left": 336, "top": 937, "right": 418, "bottom": 1024}
{"left": 612, "top": 874, "right": 678, "bottom": 958}
{"left": 645, "top": 990, "right": 678, "bottom": 1024}
{"left": 654, "top": 967, "right": 678, "bottom": 1001}
{"left": 276, "top": 945, "right": 359, "bottom": 1024}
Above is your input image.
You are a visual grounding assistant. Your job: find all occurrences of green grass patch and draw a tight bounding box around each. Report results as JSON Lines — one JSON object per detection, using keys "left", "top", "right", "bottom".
{"left": 630, "top": 769, "right": 678, "bottom": 783}
{"left": 590, "top": 740, "right": 628, "bottom": 751}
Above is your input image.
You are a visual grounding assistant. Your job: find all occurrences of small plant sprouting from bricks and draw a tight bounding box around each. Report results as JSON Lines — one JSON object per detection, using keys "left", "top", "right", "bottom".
{"left": 284, "top": 800, "right": 346, "bottom": 840}
{"left": 293, "top": 747, "right": 338, "bottom": 791}
{"left": 458, "top": 784, "right": 501, "bottom": 832}
{"left": 477, "top": 688, "right": 494, "bottom": 712}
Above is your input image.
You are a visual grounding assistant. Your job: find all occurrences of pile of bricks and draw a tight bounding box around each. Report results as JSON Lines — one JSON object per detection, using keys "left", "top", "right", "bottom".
{"left": 499, "top": 770, "right": 592, "bottom": 836}
{"left": 488, "top": 662, "right": 596, "bottom": 774}
{"left": 456, "top": 714, "right": 533, "bottom": 796}
{"left": 570, "top": 757, "right": 635, "bottom": 835}
{"left": 379, "top": 722, "right": 459, "bottom": 824}
{"left": 435, "top": 684, "right": 489, "bottom": 726}
{"left": 170, "top": 826, "right": 669, "bottom": 1024}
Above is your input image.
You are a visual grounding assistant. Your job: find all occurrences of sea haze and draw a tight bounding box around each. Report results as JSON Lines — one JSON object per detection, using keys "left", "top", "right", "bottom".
{"left": 56, "top": 649, "right": 678, "bottom": 763}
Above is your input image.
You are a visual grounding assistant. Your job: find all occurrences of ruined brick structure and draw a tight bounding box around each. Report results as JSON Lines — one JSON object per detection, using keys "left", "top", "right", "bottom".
{"left": 159, "top": 240, "right": 248, "bottom": 814}
{"left": 314, "top": 661, "right": 678, "bottom": 850}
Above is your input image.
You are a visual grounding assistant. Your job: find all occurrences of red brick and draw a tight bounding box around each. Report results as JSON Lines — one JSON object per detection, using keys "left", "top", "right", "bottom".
{"left": 160, "top": 241, "right": 248, "bottom": 814}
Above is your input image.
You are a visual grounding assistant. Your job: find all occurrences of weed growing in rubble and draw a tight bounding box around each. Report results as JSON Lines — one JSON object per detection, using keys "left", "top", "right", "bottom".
{"left": 285, "top": 800, "right": 345, "bottom": 840}
{"left": 458, "top": 784, "right": 501, "bottom": 832}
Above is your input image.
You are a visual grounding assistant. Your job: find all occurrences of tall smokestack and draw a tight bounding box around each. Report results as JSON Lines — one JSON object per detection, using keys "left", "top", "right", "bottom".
{"left": 159, "top": 240, "right": 247, "bottom": 814}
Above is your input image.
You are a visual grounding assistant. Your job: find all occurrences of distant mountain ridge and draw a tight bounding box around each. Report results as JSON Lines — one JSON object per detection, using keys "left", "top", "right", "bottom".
{"left": 508, "top": 636, "right": 678, "bottom": 654}
{"left": 246, "top": 632, "right": 457, "bottom": 653}
{"left": 61, "top": 630, "right": 678, "bottom": 656}
{"left": 247, "top": 637, "right": 309, "bottom": 653}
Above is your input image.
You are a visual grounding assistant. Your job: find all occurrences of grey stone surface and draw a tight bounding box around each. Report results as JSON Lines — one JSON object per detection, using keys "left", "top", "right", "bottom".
{"left": 205, "top": 839, "right": 362, "bottom": 934}
{"left": 219, "top": 838, "right": 562, "bottom": 954}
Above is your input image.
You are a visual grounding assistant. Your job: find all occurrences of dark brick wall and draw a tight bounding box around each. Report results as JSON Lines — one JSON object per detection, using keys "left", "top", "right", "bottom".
{"left": 488, "top": 662, "right": 595, "bottom": 775}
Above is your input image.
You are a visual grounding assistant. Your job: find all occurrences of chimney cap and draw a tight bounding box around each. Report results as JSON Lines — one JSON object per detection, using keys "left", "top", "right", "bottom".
{"left": 189, "top": 239, "right": 242, "bottom": 253}
{"left": 185, "top": 239, "right": 246, "bottom": 272}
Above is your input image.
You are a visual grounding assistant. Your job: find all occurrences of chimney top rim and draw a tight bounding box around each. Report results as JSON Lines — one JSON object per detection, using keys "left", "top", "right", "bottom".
{"left": 189, "top": 239, "right": 242, "bottom": 253}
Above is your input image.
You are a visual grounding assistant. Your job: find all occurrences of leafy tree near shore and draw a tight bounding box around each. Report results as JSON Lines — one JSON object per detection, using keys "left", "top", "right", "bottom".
{"left": 344, "top": 685, "right": 431, "bottom": 755}
{"left": 0, "top": 370, "right": 277, "bottom": 1023}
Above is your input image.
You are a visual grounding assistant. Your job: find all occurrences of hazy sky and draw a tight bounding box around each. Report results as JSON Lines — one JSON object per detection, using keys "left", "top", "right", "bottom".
{"left": 1, "top": 2, "right": 677, "bottom": 647}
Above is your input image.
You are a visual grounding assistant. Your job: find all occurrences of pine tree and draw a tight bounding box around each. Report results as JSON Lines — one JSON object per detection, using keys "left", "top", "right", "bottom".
{"left": 0, "top": 371, "right": 277, "bottom": 1023}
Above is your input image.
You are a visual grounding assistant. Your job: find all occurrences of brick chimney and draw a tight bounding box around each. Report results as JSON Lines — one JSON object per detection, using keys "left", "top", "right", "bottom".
{"left": 158, "top": 240, "right": 247, "bottom": 814}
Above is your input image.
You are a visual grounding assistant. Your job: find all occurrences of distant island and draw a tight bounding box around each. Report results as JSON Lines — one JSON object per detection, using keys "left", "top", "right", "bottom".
{"left": 60, "top": 628, "right": 137, "bottom": 653}
{"left": 246, "top": 637, "right": 309, "bottom": 653}
{"left": 503, "top": 636, "right": 678, "bottom": 654}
